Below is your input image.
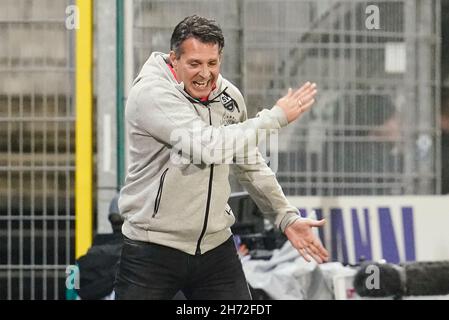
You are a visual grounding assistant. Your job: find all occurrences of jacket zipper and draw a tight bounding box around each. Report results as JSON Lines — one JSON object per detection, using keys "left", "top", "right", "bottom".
{"left": 152, "top": 168, "right": 169, "bottom": 218}
{"left": 195, "top": 107, "right": 214, "bottom": 255}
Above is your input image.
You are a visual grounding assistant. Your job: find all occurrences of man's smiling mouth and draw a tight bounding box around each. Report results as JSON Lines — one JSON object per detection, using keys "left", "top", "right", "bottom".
{"left": 193, "top": 80, "right": 209, "bottom": 89}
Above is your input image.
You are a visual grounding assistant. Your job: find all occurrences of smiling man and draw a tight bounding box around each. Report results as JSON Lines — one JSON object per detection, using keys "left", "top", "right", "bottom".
{"left": 114, "top": 15, "right": 328, "bottom": 300}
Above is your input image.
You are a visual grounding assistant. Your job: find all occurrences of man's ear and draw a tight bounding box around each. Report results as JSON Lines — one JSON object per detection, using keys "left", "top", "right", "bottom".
{"left": 169, "top": 51, "right": 178, "bottom": 68}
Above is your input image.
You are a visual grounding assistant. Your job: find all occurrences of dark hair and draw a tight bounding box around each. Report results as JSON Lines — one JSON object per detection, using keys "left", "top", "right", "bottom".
{"left": 170, "top": 15, "right": 225, "bottom": 58}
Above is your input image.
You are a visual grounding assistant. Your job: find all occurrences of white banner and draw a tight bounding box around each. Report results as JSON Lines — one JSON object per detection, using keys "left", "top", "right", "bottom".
{"left": 287, "top": 196, "right": 449, "bottom": 264}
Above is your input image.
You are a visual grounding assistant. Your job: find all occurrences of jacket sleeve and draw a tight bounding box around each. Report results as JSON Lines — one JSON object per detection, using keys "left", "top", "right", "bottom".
{"left": 230, "top": 90, "right": 300, "bottom": 233}
{"left": 129, "top": 81, "right": 288, "bottom": 165}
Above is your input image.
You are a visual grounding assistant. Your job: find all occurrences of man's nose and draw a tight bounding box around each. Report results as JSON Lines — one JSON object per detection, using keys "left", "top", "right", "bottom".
{"left": 199, "top": 66, "right": 211, "bottom": 78}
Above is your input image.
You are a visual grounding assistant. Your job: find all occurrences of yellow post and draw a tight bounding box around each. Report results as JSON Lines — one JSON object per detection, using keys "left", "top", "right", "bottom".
{"left": 75, "top": 0, "right": 93, "bottom": 258}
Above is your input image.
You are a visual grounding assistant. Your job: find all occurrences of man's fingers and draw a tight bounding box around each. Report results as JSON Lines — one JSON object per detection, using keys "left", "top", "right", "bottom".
{"left": 299, "top": 248, "right": 311, "bottom": 262}
{"left": 290, "top": 82, "right": 312, "bottom": 100}
{"left": 294, "top": 99, "right": 314, "bottom": 119}
{"left": 292, "top": 82, "right": 316, "bottom": 100}
{"left": 296, "top": 240, "right": 312, "bottom": 262}
{"left": 299, "top": 89, "right": 318, "bottom": 105}
{"left": 301, "top": 245, "right": 324, "bottom": 264}
{"left": 295, "top": 238, "right": 328, "bottom": 263}
{"left": 277, "top": 82, "right": 318, "bottom": 123}
{"left": 299, "top": 99, "right": 314, "bottom": 112}
{"left": 297, "top": 81, "right": 312, "bottom": 93}
{"left": 312, "top": 242, "right": 329, "bottom": 260}
{"left": 306, "top": 244, "right": 323, "bottom": 263}
{"left": 307, "top": 218, "right": 326, "bottom": 227}
{"left": 293, "top": 90, "right": 317, "bottom": 114}
{"left": 310, "top": 251, "right": 323, "bottom": 264}
{"left": 304, "top": 239, "right": 328, "bottom": 264}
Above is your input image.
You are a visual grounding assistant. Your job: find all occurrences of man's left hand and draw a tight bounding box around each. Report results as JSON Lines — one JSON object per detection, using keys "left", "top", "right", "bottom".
{"left": 284, "top": 218, "right": 329, "bottom": 264}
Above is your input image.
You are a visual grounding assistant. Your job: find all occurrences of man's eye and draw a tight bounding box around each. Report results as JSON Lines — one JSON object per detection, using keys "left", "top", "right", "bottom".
{"left": 190, "top": 63, "right": 199, "bottom": 67}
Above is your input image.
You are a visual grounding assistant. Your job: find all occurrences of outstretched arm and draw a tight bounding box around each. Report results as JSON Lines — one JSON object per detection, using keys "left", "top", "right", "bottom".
{"left": 231, "top": 82, "right": 328, "bottom": 264}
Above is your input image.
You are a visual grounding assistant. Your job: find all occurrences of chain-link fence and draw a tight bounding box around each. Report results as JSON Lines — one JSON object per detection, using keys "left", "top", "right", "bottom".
{"left": 132, "top": 0, "right": 441, "bottom": 196}
{"left": 0, "top": 0, "right": 75, "bottom": 299}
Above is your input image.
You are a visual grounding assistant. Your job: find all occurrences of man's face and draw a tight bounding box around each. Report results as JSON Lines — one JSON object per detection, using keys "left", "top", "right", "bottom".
{"left": 170, "top": 37, "right": 221, "bottom": 99}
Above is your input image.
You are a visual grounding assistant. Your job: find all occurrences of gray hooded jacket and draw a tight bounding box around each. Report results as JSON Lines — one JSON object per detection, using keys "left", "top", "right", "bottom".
{"left": 119, "top": 52, "right": 300, "bottom": 255}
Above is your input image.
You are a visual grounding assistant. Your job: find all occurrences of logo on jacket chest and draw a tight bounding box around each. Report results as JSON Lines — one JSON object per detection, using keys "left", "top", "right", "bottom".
{"left": 222, "top": 113, "right": 238, "bottom": 126}
{"left": 220, "top": 91, "right": 240, "bottom": 113}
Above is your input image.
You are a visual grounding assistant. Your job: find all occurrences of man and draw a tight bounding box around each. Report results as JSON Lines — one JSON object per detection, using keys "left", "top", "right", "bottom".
{"left": 115, "top": 15, "right": 328, "bottom": 300}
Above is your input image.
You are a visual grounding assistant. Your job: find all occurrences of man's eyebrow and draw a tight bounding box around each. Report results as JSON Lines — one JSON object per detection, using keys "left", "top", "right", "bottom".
{"left": 186, "top": 58, "right": 218, "bottom": 63}
{"left": 186, "top": 59, "right": 200, "bottom": 63}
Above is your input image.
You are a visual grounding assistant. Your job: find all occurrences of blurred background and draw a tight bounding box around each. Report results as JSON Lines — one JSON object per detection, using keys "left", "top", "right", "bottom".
{"left": 0, "top": 0, "right": 448, "bottom": 300}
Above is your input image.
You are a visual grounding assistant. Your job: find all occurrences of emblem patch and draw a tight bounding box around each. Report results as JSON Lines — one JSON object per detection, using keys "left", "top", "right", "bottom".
{"left": 220, "top": 92, "right": 240, "bottom": 113}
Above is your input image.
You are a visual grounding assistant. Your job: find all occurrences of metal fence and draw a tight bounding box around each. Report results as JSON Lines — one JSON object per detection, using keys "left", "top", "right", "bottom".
{"left": 0, "top": 0, "right": 75, "bottom": 299}
{"left": 132, "top": 0, "right": 441, "bottom": 196}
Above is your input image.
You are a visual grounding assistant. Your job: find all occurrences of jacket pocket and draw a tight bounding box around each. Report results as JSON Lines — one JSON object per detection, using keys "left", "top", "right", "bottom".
{"left": 152, "top": 168, "right": 169, "bottom": 218}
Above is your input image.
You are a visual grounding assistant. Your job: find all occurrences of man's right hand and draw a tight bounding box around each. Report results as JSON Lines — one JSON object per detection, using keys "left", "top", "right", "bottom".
{"left": 275, "top": 82, "right": 317, "bottom": 123}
